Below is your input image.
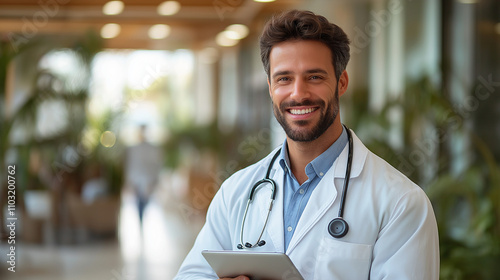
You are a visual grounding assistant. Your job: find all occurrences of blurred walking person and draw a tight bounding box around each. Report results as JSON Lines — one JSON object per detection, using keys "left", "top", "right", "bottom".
{"left": 124, "top": 124, "right": 163, "bottom": 229}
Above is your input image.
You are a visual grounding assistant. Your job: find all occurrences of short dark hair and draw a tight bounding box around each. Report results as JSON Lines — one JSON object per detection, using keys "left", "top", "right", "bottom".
{"left": 259, "top": 10, "right": 350, "bottom": 80}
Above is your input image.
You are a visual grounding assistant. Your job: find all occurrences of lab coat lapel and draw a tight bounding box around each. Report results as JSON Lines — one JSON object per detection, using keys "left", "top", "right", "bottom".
{"left": 333, "top": 131, "right": 366, "bottom": 179}
{"left": 286, "top": 130, "right": 367, "bottom": 253}
{"left": 286, "top": 155, "right": 339, "bottom": 253}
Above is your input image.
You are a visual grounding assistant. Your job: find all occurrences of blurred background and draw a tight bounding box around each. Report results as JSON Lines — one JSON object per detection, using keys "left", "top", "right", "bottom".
{"left": 0, "top": 0, "right": 499, "bottom": 279}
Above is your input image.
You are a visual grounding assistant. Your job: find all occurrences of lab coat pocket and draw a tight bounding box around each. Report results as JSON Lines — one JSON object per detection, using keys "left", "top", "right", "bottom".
{"left": 314, "top": 237, "right": 372, "bottom": 280}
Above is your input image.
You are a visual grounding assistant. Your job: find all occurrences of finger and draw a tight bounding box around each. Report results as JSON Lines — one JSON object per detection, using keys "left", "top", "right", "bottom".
{"left": 219, "top": 276, "right": 250, "bottom": 280}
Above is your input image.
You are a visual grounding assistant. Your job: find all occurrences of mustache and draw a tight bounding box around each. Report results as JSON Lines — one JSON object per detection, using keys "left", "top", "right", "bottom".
{"left": 278, "top": 99, "right": 325, "bottom": 110}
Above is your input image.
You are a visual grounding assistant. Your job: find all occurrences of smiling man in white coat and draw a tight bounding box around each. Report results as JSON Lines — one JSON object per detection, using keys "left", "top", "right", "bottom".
{"left": 174, "top": 10, "right": 439, "bottom": 280}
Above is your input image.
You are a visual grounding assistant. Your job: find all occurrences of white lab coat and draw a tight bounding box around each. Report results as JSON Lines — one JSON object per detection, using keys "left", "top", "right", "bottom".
{"left": 174, "top": 131, "right": 440, "bottom": 280}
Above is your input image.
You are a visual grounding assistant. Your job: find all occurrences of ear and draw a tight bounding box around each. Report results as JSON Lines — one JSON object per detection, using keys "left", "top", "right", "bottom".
{"left": 337, "top": 70, "right": 349, "bottom": 97}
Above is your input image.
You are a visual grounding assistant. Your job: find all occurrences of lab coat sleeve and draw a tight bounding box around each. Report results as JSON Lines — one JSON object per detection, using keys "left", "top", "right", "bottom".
{"left": 370, "top": 188, "right": 440, "bottom": 280}
{"left": 174, "top": 185, "right": 232, "bottom": 280}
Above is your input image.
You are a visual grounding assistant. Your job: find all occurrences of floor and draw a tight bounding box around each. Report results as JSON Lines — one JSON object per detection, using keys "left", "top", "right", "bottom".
{"left": 0, "top": 175, "right": 206, "bottom": 280}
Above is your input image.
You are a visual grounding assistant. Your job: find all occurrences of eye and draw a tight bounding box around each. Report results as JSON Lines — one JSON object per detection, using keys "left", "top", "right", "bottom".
{"left": 309, "top": 75, "right": 323, "bottom": 80}
{"left": 277, "top": 77, "right": 290, "bottom": 82}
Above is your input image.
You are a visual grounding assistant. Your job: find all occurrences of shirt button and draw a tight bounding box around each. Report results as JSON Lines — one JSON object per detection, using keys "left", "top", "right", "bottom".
{"left": 299, "top": 189, "right": 305, "bottom": 194}
{"left": 287, "top": 226, "right": 293, "bottom": 232}
{"left": 319, "top": 172, "right": 324, "bottom": 176}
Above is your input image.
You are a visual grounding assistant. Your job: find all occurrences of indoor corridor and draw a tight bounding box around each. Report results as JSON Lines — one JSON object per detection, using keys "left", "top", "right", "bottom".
{"left": 1, "top": 172, "right": 205, "bottom": 280}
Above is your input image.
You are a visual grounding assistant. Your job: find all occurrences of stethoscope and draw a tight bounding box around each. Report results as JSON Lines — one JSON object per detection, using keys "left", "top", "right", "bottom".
{"left": 237, "top": 125, "right": 354, "bottom": 249}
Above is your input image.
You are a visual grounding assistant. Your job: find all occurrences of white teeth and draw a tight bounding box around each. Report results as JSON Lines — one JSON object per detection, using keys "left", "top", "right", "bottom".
{"left": 290, "top": 108, "right": 316, "bottom": 115}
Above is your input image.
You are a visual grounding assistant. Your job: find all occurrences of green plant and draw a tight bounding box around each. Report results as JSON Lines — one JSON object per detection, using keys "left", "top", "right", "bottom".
{"left": 0, "top": 31, "right": 103, "bottom": 237}
{"left": 164, "top": 121, "right": 224, "bottom": 168}
{"left": 428, "top": 135, "right": 500, "bottom": 280}
{"left": 346, "top": 76, "right": 500, "bottom": 279}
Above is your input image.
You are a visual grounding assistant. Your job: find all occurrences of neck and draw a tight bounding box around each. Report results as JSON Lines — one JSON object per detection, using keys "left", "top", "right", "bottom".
{"left": 287, "top": 120, "right": 343, "bottom": 184}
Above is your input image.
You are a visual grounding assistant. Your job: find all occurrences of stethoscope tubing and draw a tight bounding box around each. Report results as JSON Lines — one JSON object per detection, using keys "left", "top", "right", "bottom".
{"left": 239, "top": 152, "right": 280, "bottom": 249}
{"left": 337, "top": 125, "right": 353, "bottom": 218}
{"left": 238, "top": 125, "right": 353, "bottom": 249}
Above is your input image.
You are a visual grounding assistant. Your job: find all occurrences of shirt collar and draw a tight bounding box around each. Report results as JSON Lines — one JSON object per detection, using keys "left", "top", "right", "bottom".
{"left": 278, "top": 126, "right": 348, "bottom": 178}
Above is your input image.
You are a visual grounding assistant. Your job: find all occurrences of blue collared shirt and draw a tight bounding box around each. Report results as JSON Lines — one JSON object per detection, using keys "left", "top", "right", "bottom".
{"left": 279, "top": 127, "right": 348, "bottom": 251}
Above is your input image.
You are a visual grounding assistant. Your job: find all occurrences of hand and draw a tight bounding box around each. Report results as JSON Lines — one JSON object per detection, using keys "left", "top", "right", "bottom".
{"left": 219, "top": 276, "right": 250, "bottom": 280}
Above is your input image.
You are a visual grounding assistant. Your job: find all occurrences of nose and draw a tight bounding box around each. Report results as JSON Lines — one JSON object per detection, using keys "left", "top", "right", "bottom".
{"left": 290, "top": 78, "right": 310, "bottom": 102}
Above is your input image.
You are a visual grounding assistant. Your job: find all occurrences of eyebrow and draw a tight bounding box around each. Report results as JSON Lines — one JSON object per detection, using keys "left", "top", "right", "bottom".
{"left": 271, "top": 68, "right": 328, "bottom": 79}
{"left": 305, "top": 68, "right": 328, "bottom": 75}
{"left": 271, "top": 70, "right": 292, "bottom": 79}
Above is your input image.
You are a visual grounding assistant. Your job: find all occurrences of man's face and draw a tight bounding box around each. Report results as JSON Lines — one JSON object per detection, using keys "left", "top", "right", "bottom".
{"left": 268, "top": 40, "right": 344, "bottom": 142}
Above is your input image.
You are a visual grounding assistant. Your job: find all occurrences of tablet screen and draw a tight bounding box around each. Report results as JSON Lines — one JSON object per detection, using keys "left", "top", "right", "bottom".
{"left": 202, "top": 250, "right": 304, "bottom": 280}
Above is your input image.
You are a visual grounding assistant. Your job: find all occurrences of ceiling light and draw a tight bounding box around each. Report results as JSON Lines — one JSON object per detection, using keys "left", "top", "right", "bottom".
{"left": 216, "top": 31, "right": 239, "bottom": 47}
{"left": 148, "top": 24, "right": 171, "bottom": 39}
{"left": 225, "top": 24, "right": 249, "bottom": 40}
{"left": 158, "top": 1, "right": 181, "bottom": 16}
{"left": 254, "top": 0, "right": 276, "bottom": 2}
{"left": 100, "top": 23, "right": 121, "bottom": 39}
{"left": 222, "top": 30, "right": 240, "bottom": 40}
{"left": 456, "top": 0, "right": 477, "bottom": 3}
{"left": 103, "top": 1, "right": 124, "bottom": 15}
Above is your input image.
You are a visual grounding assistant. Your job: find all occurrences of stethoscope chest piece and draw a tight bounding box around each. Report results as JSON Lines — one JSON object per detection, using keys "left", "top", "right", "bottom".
{"left": 327, "top": 124, "right": 354, "bottom": 239}
{"left": 328, "top": 218, "right": 349, "bottom": 238}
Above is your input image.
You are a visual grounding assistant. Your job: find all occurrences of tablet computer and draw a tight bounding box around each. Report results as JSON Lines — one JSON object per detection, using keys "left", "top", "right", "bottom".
{"left": 202, "top": 250, "right": 304, "bottom": 280}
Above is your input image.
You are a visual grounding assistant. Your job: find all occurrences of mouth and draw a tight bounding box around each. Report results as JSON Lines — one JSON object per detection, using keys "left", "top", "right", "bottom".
{"left": 288, "top": 107, "right": 318, "bottom": 115}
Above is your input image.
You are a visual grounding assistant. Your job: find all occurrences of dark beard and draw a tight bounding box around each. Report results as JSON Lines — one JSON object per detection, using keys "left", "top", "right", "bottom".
{"left": 273, "top": 88, "right": 339, "bottom": 142}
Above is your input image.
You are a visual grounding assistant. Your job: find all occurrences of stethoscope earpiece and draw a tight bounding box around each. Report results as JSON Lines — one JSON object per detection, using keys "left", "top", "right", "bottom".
{"left": 236, "top": 240, "right": 267, "bottom": 250}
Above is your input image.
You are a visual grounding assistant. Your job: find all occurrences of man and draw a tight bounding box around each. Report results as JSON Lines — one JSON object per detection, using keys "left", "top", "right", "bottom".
{"left": 174, "top": 10, "right": 439, "bottom": 279}
{"left": 124, "top": 124, "right": 162, "bottom": 228}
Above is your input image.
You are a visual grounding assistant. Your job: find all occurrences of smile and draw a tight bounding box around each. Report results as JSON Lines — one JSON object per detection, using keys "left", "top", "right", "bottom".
{"left": 289, "top": 108, "right": 317, "bottom": 115}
